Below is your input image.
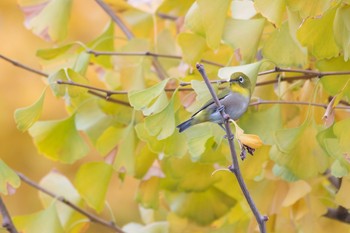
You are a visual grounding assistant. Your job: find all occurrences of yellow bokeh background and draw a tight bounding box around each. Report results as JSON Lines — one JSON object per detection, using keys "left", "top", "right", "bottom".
{"left": 0, "top": 0, "right": 140, "bottom": 231}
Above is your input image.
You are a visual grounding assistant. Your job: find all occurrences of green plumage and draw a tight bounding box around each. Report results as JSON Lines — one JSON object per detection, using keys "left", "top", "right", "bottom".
{"left": 177, "top": 73, "right": 251, "bottom": 132}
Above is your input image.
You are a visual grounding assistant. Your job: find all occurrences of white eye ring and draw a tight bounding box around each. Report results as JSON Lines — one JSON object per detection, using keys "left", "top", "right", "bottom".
{"left": 239, "top": 76, "right": 244, "bottom": 83}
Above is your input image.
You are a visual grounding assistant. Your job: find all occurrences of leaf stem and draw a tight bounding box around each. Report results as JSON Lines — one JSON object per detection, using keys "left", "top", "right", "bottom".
{"left": 0, "top": 197, "right": 18, "bottom": 233}
{"left": 196, "top": 63, "right": 267, "bottom": 233}
{"left": 17, "top": 172, "right": 126, "bottom": 233}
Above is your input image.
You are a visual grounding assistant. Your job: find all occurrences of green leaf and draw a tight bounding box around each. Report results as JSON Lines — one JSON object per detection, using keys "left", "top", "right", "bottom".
{"left": 297, "top": 7, "right": 340, "bottom": 59}
{"left": 19, "top": 0, "right": 72, "bottom": 41}
{"left": 144, "top": 91, "right": 178, "bottom": 140}
{"left": 73, "top": 52, "right": 91, "bottom": 75}
{"left": 28, "top": 114, "right": 89, "bottom": 163}
{"left": 135, "top": 143, "right": 158, "bottom": 179}
{"left": 135, "top": 122, "right": 187, "bottom": 158}
{"left": 14, "top": 88, "right": 46, "bottom": 132}
{"left": 254, "top": 0, "right": 286, "bottom": 27}
{"left": 270, "top": 121, "right": 330, "bottom": 180}
{"left": 75, "top": 162, "right": 113, "bottom": 212}
{"left": 184, "top": 0, "right": 231, "bottom": 49}
{"left": 48, "top": 69, "right": 68, "bottom": 97}
{"left": 177, "top": 32, "right": 207, "bottom": 65}
{"left": 113, "top": 120, "right": 137, "bottom": 175}
{"left": 239, "top": 105, "right": 282, "bottom": 145}
{"left": 317, "top": 57, "right": 350, "bottom": 99}
{"left": 96, "top": 126, "right": 124, "bottom": 156}
{"left": 223, "top": 18, "right": 265, "bottom": 63}
{"left": 136, "top": 177, "right": 160, "bottom": 209}
{"left": 0, "top": 160, "right": 20, "bottom": 195}
{"left": 166, "top": 186, "right": 236, "bottom": 225}
{"left": 334, "top": 5, "right": 350, "bottom": 61}
{"left": 88, "top": 21, "right": 114, "bottom": 68}
{"left": 39, "top": 171, "right": 88, "bottom": 232}
{"left": 36, "top": 43, "right": 75, "bottom": 60}
{"left": 217, "top": 61, "right": 263, "bottom": 91}
{"left": 14, "top": 204, "right": 65, "bottom": 233}
{"left": 262, "top": 22, "right": 307, "bottom": 66}
{"left": 286, "top": 0, "right": 331, "bottom": 18}
{"left": 128, "top": 79, "right": 170, "bottom": 115}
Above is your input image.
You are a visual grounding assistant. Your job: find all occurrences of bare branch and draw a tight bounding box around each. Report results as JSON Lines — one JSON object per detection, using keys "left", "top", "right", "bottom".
{"left": 0, "top": 54, "right": 48, "bottom": 77}
{"left": 17, "top": 172, "right": 126, "bottom": 233}
{"left": 196, "top": 63, "right": 267, "bottom": 233}
{"left": 87, "top": 49, "right": 224, "bottom": 67}
{"left": 249, "top": 99, "right": 350, "bottom": 110}
{"left": 0, "top": 197, "right": 18, "bottom": 233}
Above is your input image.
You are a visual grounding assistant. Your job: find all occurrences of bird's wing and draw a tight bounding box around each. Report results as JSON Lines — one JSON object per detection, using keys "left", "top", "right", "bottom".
{"left": 191, "top": 88, "right": 231, "bottom": 117}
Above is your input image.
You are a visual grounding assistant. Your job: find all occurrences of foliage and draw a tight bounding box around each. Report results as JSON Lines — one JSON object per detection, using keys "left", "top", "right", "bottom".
{"left": 2, "top": 0, "right": 350, "bottom": 233}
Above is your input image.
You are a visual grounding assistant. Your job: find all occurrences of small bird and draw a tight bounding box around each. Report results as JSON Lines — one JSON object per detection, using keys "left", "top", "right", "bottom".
{"left": 177, "top": 72, "right": 252, "bottom": 132}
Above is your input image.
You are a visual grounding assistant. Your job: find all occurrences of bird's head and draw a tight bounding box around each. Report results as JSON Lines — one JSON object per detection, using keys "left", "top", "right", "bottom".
{"left": 229, "top": 72, "right": 251, "bottom": 96}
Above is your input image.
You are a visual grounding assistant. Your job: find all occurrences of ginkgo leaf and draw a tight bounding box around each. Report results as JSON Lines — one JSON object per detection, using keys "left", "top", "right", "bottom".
{"left": 223, "top": 18, "right": 265, "bottom": 63}
{"left": 128, "top": 79, "right": 169, "bottom": 115}
{"left": 36, "top": 43, "right": 75, "bottom": 60}
{"left": 75, "top": 162, "right": 113, "bottom": 212}
{"left": 231, "top": 0, "right": 257, "bottom": 19}
{"left": 136, "top": 177, "right": 160, "bottom": 209}
{"left": 18, "top": 0, "right": 72, "bottom": 41}
{"left": 185, "top": 0, "right": 231, "bottom": 49}
{"left": 297, "top": 7, "right": 340, "bottom": 59}
{"left": 254, "top": 0, "right": 286, "bottom": 27}
{"left": 166, "top": 186, "right": 236, "bottom": 225}
{"left": 271, "top": 121, "right": 329, "bottom": 180}
{"left": 14, "top": 88, "right": 46, "bottom": 132}
{"left": 135, "top": 122, "right": 187, "bottom": 158}
{"left": 96, "top": 126, "right": 124, "bottom": 156}
{"left": 39, "top": 171, "right": 88, "bottom": 232}
{"left": 14, "top": 204, "right": 65, "bottom": 233}
{"left": 239, "top": 105, "right": 282, "bottom": 145}
{"left": 333, "top": 6, "right": 350, "bottom": 61}
{"left": 286, "top": 0, "right": 331, "bottom": 18}
{"left": 282, "top": 180, "right": 311, "bottom": 207}
{"left": 262, "top": 21, "right": 307, "bottom": 66}
{"left": 0, "top": 160, "right": 20, "bottom": 195}
{"left": 317, "top": 57, "right": 350, "bottom": 99}
{"left": 177, "top": 32, "right": 207, "bottom": 65}
{"left": 28, "top": 114, "right": 89, "bottom": 163}
{"left": 144, "top": 91, "right": 178, "bottom": 140}
{"left": 88, "top": 21, "right": 114, "bottom": 68}
{"left": 113, "top": 120, "right": 137, "bottom": 174}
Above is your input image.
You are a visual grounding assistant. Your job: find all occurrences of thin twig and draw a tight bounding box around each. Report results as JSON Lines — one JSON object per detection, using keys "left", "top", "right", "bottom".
{"left": 17, "top": 172, "right": 125, "bottom": 233}
{"left": 249, "top": 99, "right": 350, "bottom": 110}
{"left": 0, "top": 54, "right": 48, "bottom": 77}
{"left": 88, "top": 90, "right": 131, "bottom": 106}
{"left": 87, "top": 50, "right": 224, "bottom": 67}
{"left": 0, "top": 197, "right": 18, "bottom": 233}
{"left": 196, "top": 63, "right": 267, "bottom": 233}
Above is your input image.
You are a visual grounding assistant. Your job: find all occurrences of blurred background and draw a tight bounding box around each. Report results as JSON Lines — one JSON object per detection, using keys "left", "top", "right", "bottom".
{"left": 0, "top": 0, "right": 141, "bottom": 230}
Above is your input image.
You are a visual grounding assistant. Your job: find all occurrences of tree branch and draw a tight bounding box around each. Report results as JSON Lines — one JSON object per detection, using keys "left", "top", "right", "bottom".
{"left": 196, "top": 63, "right": 267, "bottom": 233}
{"left": 0, "top": 54, "right": 48, "bottom": 77}
{"left": 17, "top": 172, "right": 125, "bottom": 233}
{"left": 249, "top": 99, "right": 350, "bottom": 110}
{"left": 0, "top": 197, "right": 18, "bottom": 233}
{"left": 87, "top": 49, "right": 224, "bottom": 67}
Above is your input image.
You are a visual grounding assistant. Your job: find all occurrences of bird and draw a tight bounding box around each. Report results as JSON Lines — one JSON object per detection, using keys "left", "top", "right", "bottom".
{"left": 177, "top": 72, "right": 252, "bottom": 132}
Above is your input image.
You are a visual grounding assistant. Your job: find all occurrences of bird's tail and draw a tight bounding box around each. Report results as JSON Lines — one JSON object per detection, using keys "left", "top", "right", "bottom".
{"left": 177, "top": 118, "right": 194, "bottom": 132}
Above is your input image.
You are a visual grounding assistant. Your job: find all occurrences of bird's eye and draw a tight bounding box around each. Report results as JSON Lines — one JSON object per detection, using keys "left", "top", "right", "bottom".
{"left": 239, "top": 76, "right": 244, "bottom": 83}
